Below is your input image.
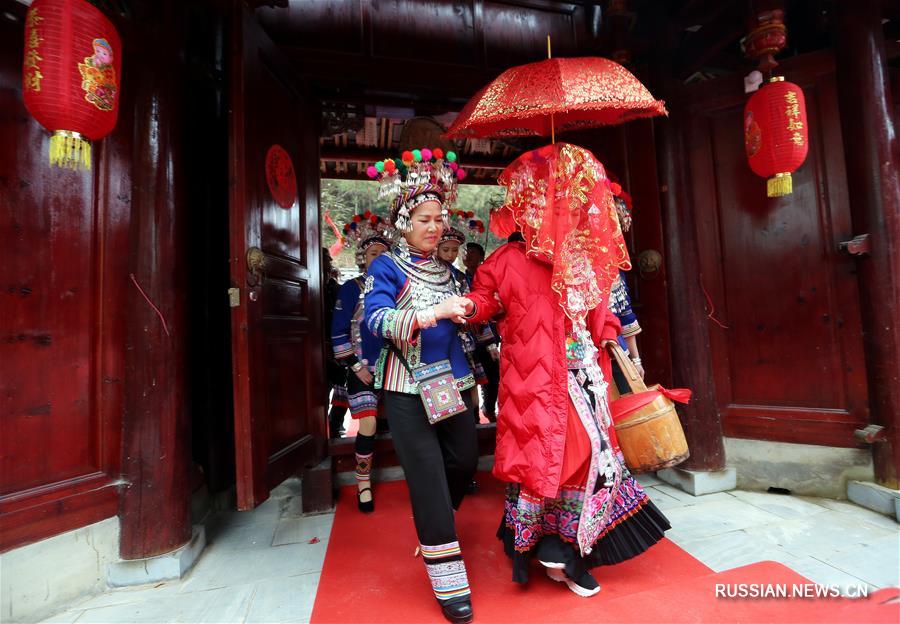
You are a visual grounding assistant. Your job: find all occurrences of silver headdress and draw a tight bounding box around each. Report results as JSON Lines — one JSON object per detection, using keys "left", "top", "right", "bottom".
{"left": 439, "top": 210, "right": 485, "bottom": 245}
{"left": 365, "top": 147, "right": 468, "bottom": 233}
{"left": 340, "top": 211, "right": 396, "bottom": 266}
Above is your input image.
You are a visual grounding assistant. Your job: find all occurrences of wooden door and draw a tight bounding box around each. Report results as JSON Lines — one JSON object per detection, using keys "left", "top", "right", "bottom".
{"left": 228, "top": 8, "right": 325, "bottom": 509}
{"left": 684, "top": 51, "right": 869, "bottom": 447}
{"left": 0, "top": 0, "right": 126, "bottom": 549}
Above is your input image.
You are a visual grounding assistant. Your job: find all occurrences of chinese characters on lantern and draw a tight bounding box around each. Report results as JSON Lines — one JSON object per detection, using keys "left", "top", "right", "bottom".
{"left": 23, "top": 9, "right": 43, "bottom": 92}
{"left": 785, "top": 90, "right": 804, "bottom": 146}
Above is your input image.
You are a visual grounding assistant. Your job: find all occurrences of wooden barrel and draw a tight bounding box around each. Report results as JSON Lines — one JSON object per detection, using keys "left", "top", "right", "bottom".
{"left": 614, "top": 384, "right": 690, "bottom": 473}
{"left": 607, "top": 344, "right": 690, "bottom": 474}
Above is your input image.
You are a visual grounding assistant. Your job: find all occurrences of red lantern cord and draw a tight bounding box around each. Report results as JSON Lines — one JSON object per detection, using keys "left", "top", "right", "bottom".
{"left": 129, "top": 274, "right": 171, "bottom": 337}
{"left": 699, "top": 275, "right": 730, "bottom": 330}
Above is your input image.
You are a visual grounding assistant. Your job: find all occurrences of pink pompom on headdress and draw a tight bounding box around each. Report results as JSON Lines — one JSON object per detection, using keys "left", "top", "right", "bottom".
{"left": 339, "top": 211, "right": 396, "bottom": 265}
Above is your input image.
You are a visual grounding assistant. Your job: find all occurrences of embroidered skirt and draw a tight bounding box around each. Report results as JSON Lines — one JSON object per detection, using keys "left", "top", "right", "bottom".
{"left": 346, "top": 370, "right": 381, "bottom": 420}
{"left": 331, "top": 383, "right": 349, "bottom": 409}
{"left": 497, "top": 371, "right": 671, "bottom": 584}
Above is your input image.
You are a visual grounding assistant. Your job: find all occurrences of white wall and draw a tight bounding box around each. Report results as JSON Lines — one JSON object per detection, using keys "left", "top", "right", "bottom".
{"left": 1, "top": 518, "right": 119, "bottom": 623}
{"left": 725, "top": 437, "right": 875, "bottom": 499}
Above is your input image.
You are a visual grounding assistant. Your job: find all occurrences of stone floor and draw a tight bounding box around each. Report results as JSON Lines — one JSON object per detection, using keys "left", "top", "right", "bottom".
{"left": 41, "top": 474, "right": 899, "bottom": 624}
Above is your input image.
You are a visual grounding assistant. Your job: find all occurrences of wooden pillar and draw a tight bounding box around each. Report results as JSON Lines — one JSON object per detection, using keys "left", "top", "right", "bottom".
{"left": 640, "top": 3, "right": 726, "bottom": 473}
{"left": 119, "top": 0, "right": 192, "bottom": 558}
{"left": 653, "top": 75, "right": 726, "bottom": 472}
{"left": 834, "top": 2, "right": 900, "bottom": 488}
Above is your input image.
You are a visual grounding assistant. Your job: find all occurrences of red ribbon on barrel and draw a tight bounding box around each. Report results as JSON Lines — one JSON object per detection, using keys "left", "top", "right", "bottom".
{"left": 610, "top": 386, "right": 692, "bottom": 424}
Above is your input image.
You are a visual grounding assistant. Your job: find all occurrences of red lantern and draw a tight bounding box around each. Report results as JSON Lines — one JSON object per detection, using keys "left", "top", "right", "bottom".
{"left": 744, "top": 77, "right": 809, "bottom": 197}
{"left": 22, "top": 0, "right": 122, "bottom": 171}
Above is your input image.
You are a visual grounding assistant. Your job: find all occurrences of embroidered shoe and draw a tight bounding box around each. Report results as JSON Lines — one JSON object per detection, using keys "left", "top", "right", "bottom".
{"left": 545, "top": 567, "right": 601, "bottom": 598}
{"left": 356, "top": 487, "right": 374, "bottom": 513}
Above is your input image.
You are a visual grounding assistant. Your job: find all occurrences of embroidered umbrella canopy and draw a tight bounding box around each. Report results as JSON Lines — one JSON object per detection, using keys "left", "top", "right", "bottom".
{"left": 445, "top": 56, "right": 667, "bottom": 140}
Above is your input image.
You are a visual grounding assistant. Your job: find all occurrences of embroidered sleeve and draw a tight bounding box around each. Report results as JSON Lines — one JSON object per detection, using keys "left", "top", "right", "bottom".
{"left": 620, "top": 320, "right": 642, "bottom": 338}
{"left": 608, "top": 272, "right": 639, "bottom": 328}
{"left": 364, "top": 256, "right": 419, "bottom": 343}
{"left": 379, "top": 309, "right": 419, "bottom": 342}
{"left": 331, "top": 279, "right": 361, "bottom": 365}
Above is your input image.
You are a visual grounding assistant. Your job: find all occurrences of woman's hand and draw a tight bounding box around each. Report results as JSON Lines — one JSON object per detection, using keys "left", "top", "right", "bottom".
{"left": 354, "top": 367, "right": 374, "bottom": 385}
{"left": 600, "top": 340, "right": 618, "bottom": 350}
{"left": 433, "top": 296, "right": 469, "bottom": 323}
{"left": 633, "top": 361, "right": 645, "bottom": 380}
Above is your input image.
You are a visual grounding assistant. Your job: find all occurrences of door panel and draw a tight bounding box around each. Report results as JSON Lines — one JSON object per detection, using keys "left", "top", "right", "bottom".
{"left": 228, "top": 8, "right": 325, "bottom": 509}
{"left": 685, "top": 52, "right": 868, "bottom": 447}
{"left": 0, "top": 0, "right": 124, "bottom": 550}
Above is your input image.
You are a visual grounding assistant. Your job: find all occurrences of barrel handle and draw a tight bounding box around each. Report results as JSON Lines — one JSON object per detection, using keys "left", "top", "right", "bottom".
{"left": 607, "top": 342, "right": 649, "bottom": 394}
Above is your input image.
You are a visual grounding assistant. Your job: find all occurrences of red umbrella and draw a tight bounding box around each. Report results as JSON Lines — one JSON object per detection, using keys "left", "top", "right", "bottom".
{"left": 445, "top": 56, "right": 667, "bottom": 139}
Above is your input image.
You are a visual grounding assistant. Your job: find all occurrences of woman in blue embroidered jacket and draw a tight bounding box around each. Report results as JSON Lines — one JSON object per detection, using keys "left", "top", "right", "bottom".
{"left": 363, "top": 149, "right": 476, "bottom": 624}
{"left": 436, "top": 223, "right": 495, "bottom": 391}
{"left": 607, "top": 188, "right": 645, "bottom": 392}
{"left": 331, "top": 214, "right": 392, "bottom": 513}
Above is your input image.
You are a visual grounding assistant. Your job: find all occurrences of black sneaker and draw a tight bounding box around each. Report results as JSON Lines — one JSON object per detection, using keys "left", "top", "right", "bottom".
{"left": 545, "top": 566, "right": 601, "bottom": 597}
{"left": 440, "top": 599, "right": 473, "bottom": 623}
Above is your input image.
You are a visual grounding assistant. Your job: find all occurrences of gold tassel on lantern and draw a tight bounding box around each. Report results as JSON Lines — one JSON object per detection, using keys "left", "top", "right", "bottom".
{"left": 49, "top": 130, "right": 92, "bottom": 171}
{"left": 767, "top": 172, "right": 792, "bottom": 197}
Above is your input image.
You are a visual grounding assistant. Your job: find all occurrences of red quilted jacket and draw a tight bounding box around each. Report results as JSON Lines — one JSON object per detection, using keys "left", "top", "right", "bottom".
{"left": 466, "top": 242, "right": 621, "bottom": 498}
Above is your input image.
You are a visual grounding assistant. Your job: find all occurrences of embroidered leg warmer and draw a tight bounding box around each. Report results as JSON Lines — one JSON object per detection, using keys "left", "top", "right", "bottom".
{"left": 355, "top": 432, "right": 376, "bottom": 483}
{"left": 421, "top": 541, "right": 471, "bottom": 604}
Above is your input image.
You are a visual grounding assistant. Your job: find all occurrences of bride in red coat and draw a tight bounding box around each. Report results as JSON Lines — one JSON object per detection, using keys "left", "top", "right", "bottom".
{"left": 461, "top": 144, "right": 670, "bottom": 597}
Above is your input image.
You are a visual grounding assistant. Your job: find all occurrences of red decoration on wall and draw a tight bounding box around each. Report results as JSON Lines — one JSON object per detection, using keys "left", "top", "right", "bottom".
{"left": 744, "top": 77, "right": 809, "bottom": 197}
{"left": 743, "top": 9, "right": 787, "bottom": 73}
{"left": 22, "top": 0, "right": 121, "bottom": 171}
{"left": 265, "top": 144, "right": 297, "bottom": 209}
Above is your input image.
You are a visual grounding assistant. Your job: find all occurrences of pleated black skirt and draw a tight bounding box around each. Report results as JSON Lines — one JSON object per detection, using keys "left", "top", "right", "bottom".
{"left": 497, "top": 495, "right": 671, "bottom": 584}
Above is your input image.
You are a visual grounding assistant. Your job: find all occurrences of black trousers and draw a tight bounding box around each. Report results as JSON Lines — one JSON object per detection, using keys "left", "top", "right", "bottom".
{"left": 327, "top": 361, "right": 348, "bottom": 436}
{"left": 384, "top": 390, "right": 478, "bottom": 546}
{"left": 475, "top": 345, "right": 500, "bottom": 417}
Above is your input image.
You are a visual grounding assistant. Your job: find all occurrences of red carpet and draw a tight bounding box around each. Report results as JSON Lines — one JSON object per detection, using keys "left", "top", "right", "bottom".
{"left": 311, "top": 476, "right": 900, "bottom": 623}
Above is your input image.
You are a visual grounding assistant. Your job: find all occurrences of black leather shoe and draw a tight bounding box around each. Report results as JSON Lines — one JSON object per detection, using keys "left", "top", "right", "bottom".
{"left": 356, "top": 487, "right": 374, "bottom": 513}
{"left": 440, "top": 600, "right": 473, "bottom": 624}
